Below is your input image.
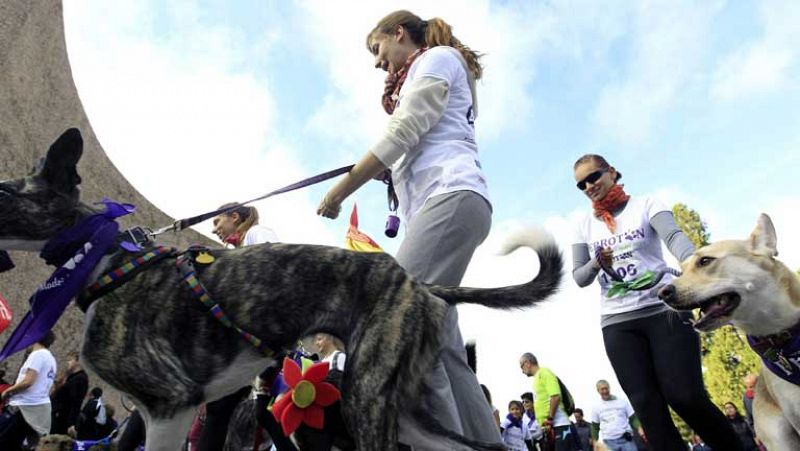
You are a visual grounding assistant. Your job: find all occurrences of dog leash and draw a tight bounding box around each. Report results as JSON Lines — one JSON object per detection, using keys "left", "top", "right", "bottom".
{"left": 148, "top": 164, "right": 356, "bottom": 238}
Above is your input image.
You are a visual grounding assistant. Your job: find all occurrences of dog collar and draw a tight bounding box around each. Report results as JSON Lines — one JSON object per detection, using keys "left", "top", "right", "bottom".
{"left": 748, "top": 321, "right": 800, "bottom": 385}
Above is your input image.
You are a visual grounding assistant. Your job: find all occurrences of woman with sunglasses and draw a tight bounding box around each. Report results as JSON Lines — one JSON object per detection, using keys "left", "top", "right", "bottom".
{"left": 571, "top": 154, "right": 742, "bottom": 451}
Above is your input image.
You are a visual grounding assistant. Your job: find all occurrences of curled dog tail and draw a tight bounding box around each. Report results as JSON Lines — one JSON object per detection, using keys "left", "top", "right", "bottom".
{"left": 429, "top": 227, "right": 562, "bottom": 308}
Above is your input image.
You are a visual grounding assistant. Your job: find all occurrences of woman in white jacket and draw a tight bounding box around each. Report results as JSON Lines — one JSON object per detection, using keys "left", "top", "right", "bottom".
{"left": 317, "top": 9, "right": 497, "bottom": 449}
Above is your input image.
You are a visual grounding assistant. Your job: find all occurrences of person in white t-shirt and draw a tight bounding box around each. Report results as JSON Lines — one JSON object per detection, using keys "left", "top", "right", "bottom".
{"left": 317, "top": 10, "right": 498, "bottom": 448}
{"left": 314, "top": 333, "right": 346, "bottom": 375}
{"left": 0, "top": 331, "right": 57, "bottom": 447}
{"left": 590, "top": 380, "right": 642, "bottom": 451}
{"left": 521, "top": 392, "right": 545, "bottom": 447}
{"left": 212, "top": 203, "right": 278, "bottom": 248}
{"left": 571, "top": 154, "right": 742, "bottom": 451}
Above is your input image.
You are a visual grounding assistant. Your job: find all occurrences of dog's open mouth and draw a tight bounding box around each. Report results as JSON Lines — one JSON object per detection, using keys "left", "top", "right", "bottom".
{"left": 692, "top": 292, "right": 741, "bottom": 332}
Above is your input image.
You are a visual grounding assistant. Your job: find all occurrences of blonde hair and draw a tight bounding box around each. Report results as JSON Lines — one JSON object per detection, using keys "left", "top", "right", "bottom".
{"left": 367, "top": 10, "right": 483, "bottom": 79}
{"left": 217, "top": 203, "right": 259, "bottom": 248}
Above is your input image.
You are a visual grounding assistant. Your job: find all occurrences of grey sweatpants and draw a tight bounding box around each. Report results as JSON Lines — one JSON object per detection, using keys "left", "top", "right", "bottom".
{"left": 394, "top": 190, "right": 501, "bottom": 448}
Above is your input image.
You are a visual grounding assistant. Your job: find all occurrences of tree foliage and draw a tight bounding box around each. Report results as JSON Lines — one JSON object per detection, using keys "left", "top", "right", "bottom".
{"left": 672, "top": 204, "right": 711, "bottom": 248}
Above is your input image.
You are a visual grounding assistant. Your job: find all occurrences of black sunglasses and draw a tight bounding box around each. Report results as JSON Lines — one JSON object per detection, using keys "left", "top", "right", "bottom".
{"left": 576, "top": 169, "right": 608, "bottom": 191}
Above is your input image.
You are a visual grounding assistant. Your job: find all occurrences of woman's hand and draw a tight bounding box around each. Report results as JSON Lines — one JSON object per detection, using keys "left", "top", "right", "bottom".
{"left": 316, "top": 152, "right": 388, "bottom": 220}
{"left": 317, "top": 192, "right": 343, "bottom": 219}
{"left": 373, "top": 169, "right": 392, "bottom": 182}
{"left": 593, "top": 247, "right": 614, "bottom": 270}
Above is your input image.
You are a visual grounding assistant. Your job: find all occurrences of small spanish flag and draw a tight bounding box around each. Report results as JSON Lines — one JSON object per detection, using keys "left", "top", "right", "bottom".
{"left": 344, "top": 204, "right": 383, "bottom": 253}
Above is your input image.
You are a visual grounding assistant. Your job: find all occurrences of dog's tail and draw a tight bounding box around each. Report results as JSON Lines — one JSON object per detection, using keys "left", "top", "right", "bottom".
{"left": 429, "top": 227, "right": 562, "bottom": 308}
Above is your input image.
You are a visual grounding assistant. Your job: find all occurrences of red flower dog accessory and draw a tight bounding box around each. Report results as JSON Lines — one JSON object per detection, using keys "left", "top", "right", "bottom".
{"left": 271, "top": 357, "right": 341, "bottom": 436}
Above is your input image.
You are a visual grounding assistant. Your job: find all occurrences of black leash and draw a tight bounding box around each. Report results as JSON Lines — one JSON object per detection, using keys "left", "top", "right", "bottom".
{"left": 149, "top": 164, "right": 355, "bottom": 237}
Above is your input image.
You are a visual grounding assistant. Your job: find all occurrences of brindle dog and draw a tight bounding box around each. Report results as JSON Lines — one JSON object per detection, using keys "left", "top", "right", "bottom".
{"left": 0, "top": 129, "right": 562, "bottom": 451}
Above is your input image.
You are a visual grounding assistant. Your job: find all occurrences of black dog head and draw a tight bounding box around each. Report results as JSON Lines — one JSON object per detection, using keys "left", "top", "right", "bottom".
{"left": 0, "top": 128, "right": 88, "bottom": 251}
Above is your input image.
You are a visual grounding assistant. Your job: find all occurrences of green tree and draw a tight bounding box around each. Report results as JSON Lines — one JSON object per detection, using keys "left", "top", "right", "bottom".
{"left": 671, "top": 203, "right": 761, "bottom": 432}
{"left": 672, "top": 204, "right": 710, "bottom": 248}
{"left": 703, "top": 326, "right": 761, "bottom": 411}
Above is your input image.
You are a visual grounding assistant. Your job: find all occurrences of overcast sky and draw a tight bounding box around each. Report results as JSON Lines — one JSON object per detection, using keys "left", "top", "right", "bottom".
{"left": 64, "top": 0, "right": 800, "bottom": 417}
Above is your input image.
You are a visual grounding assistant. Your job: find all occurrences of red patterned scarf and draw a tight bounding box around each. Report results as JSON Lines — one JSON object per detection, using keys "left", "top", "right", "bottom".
{"left": 593, "top": 184, "right": 630, "bottom": 233}
{"left": 382, "top": 47, "right": 428, "bottom": 115}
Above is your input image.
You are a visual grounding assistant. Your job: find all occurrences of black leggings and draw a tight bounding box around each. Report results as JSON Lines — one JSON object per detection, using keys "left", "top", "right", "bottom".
{"left": 197, "top": 386, "right": 251, "bottom": 451}
{"left": 0, "top": 409, "right": 34, "bottom": 450}
{"left": 255, "top": 394, "right": 298, "bottom": 451}
{"left": 603, "top": 311, "right": 743, "bottom": 451}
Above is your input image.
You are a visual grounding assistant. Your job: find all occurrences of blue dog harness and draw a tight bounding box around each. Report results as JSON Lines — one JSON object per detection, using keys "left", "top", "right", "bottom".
{"left": 748, "top": 321, "right": 800, "bottom": 385}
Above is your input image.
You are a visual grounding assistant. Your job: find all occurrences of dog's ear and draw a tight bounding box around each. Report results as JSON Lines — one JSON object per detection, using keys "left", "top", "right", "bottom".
{"left": 38, "top": 128, "right": 83, "bottom": 193}
{"left": 749, "top": 213, "right": 778, "bottom": 257}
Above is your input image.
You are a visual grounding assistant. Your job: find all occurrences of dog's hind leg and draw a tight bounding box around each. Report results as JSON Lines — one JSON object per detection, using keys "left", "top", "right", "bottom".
{"left": 142, "top": 407, "right": 198, "bottom": 451}
{"left": 340, "top": 367, "right": 399, "bottom": 451}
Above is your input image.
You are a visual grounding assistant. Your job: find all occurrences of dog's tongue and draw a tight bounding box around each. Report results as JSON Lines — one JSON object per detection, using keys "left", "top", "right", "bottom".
{"left": 0, "top": 251, "right": 13, "bottom": 273}
{"left": 693, "top": 297, "right": 731, "bottom": 331}
{"left": 701, "top": 297, "right": 730, "bottom": 318}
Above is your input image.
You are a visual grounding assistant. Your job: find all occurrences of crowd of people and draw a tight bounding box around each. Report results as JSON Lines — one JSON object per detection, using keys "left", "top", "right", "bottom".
{"left": 0, "top": 7, "right": 779, "bottom": 451}
{"left": 479, "top": 353, "right": 764, "bottom": 451}
{"left": 0, "top": 333, "right": 121, "bottom": 449}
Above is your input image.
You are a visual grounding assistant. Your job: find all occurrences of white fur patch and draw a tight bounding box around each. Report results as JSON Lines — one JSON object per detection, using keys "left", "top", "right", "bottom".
{"left": 497, "top": 227, "right": 556, "bottom": 256}
{"left": 203, "top": 351, "right": 274, "bottom": 403}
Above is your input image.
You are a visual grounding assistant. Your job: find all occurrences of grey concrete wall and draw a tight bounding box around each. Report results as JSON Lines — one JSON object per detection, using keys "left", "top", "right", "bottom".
{"left": 0, "top": 0, "right": 214, "bottom": 410}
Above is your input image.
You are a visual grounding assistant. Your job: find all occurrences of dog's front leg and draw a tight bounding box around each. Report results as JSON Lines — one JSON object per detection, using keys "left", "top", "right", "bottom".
{"left": 754, "top": 373, "right": 800, "bottom": 450}
{"left": 141, "top": 407, "right": 198, "bottom": 451}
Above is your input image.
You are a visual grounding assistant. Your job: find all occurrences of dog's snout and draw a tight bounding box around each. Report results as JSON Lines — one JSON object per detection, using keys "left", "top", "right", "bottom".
{"left": 658, "top": 284, "right": 676, "bottom": 303}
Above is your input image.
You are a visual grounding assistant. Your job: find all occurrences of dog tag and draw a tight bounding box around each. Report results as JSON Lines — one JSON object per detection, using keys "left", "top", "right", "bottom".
{"left": 195, "top": 252, "right": 215, "bottom": 265}
{"left": 776, "top": 353, "right": 794, "bottom": 375}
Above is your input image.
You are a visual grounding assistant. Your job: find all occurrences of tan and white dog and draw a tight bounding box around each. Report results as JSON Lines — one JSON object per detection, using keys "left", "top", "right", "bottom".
{"left": 658, "top": 214, "right": 800, "bottom": 449}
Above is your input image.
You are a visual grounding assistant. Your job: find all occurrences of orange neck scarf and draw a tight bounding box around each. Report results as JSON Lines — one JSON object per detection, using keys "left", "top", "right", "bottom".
{"left": 592, "top": 184, "right": 630, "bottom": 233}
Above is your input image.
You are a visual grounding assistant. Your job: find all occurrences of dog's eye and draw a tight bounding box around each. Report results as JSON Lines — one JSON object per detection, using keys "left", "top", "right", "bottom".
{"left": 697, "top": 256, "right": 715, "bottom": 267}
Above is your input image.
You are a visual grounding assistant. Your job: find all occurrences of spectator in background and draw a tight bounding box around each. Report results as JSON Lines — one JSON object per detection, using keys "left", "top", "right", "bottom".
{"left": 0, "top": 370, "right": 12, "bottom": 410}
{"left": 741, "top": 374, "right": 757, "bottom": 431}
{"left": 73, "top": 387, "right": 106, "bottom": 440}
{"left": 50, "top": 351, "right": 88, "bottom": 435}
{"left": 572, "top": 408, "right": 592, "bottom": 451}
{"left": 481, "top": 385, "right": 501, "bottom": 432}
{"left": 590, "top": 380, "right": 643, "bottom": 451}
{"left": 691, "top": 434, "right": 713, "bottom": 451}
{"left": 519, "top": 353, "right": 577, "bottom": 451}
{"left": 297, "top": 333, "right": 351, "bottom": 450}
{"left": 501, "top": 400, "right": 533, "bottom": 451}
{"left": 723, "top": 402, "right": 758, "bottom": 451}
{"left": 101, "top": 404, "right": 118, "bottom": 438}
{"left": 521, "top": 392, "right": 545, "bottom": 449}
{"left": 0, "top": 331, "right": 57, "bottom": 448}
